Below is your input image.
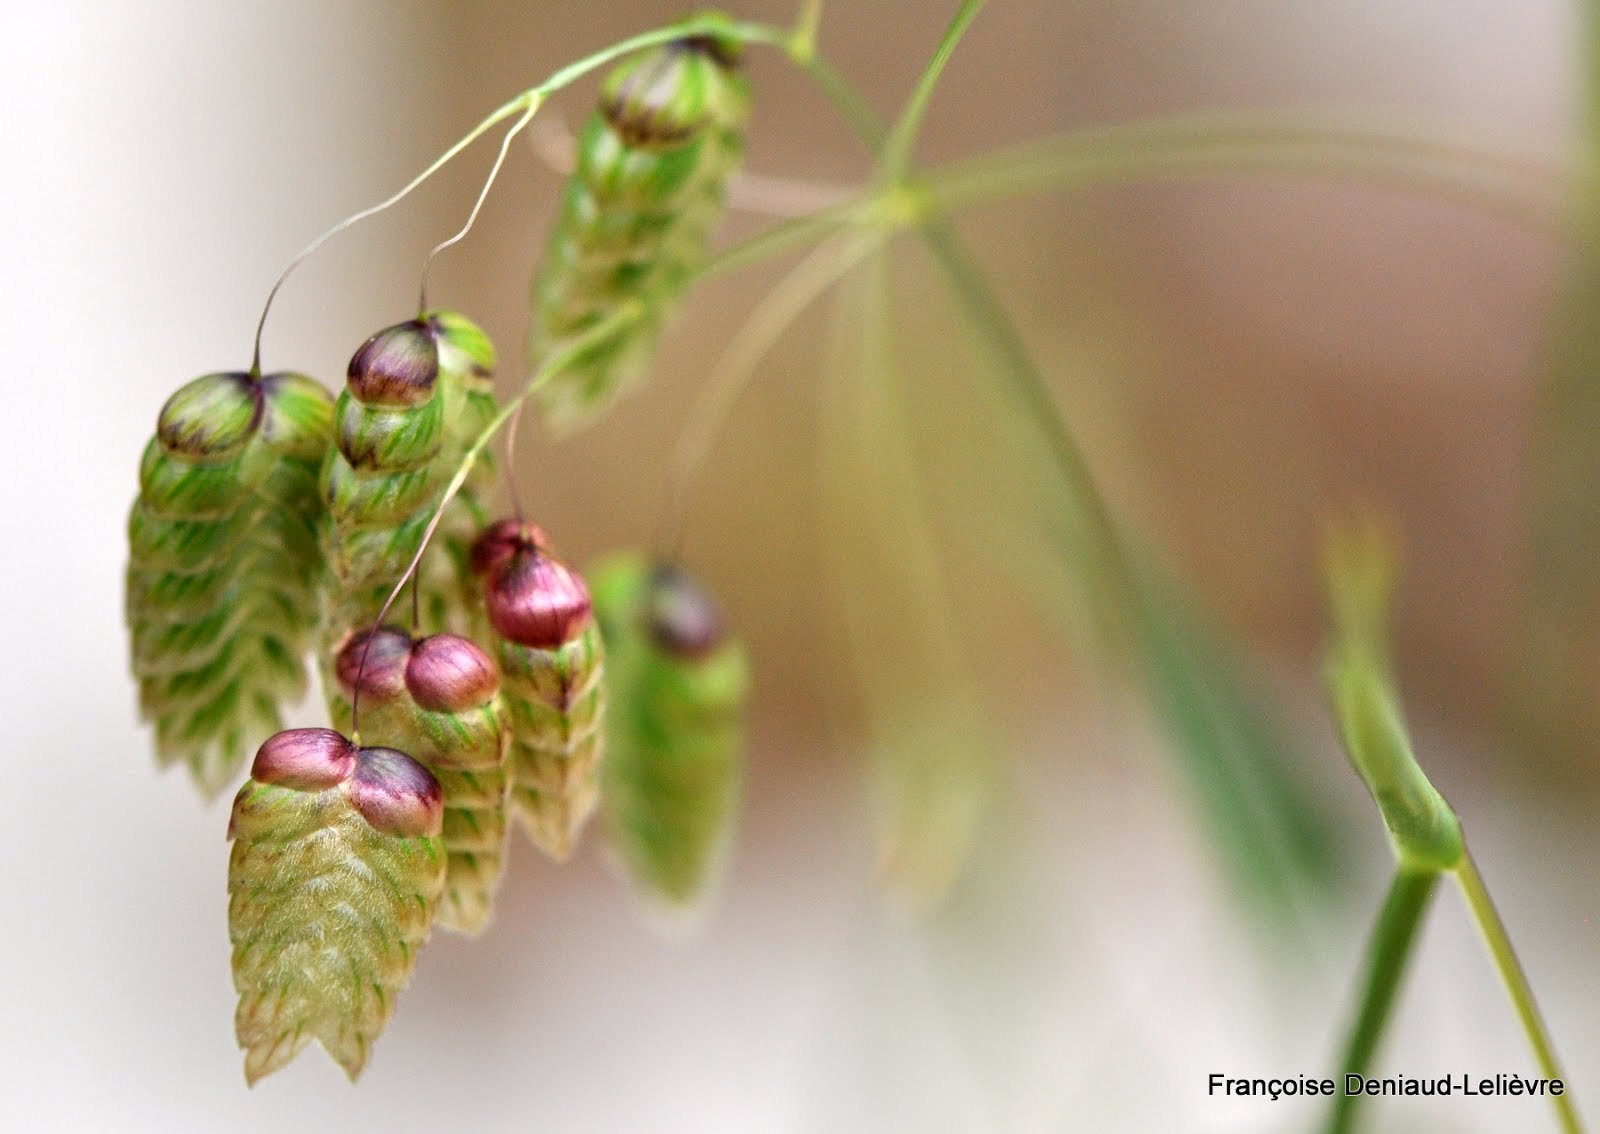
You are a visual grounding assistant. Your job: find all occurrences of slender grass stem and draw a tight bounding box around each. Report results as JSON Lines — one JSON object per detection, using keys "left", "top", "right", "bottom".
{"left": 698, "top": 199, "right": 867, "bottom": 281}
{"left": 418, "top": 98, "right": 538, "bottom": 312}
{"left": 925, "top": 113, "right": 1563, "bottom": 236}
{"left": 1455, "top": 851, "right": 1585, "bottom": 1134}
{"left": 796, "top": 53, "right": 887, "bottom": 149}
{"left": 1324, "top": 867, "right": 1441, "bottom": 1134}
{"left": 656, "top": 230, "right": 883, "bottom": 558}
{"left": 876, "top": 0, "right": 985, "bottom": 184}
{"left": 791, "top": 0, "right": 824, "bottom": 62}
{"left": 250, "top": 89, "right": 535, "bottom": 374}
{"left": 791, "top": 42, "right": 1563, "bottom": 234}
{"left": 249, "top": 14, "right": 796, "bottom": 372}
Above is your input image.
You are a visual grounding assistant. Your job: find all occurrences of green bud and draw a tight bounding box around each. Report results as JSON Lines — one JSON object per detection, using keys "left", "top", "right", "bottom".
{"left": 157, "top": 372, "right": 260, "bottom": 459}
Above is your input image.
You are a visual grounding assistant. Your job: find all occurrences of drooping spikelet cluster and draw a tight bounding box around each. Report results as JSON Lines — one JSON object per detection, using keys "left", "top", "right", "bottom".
{"left": 123, "top": 18, "right": 752, "bottom": 1086}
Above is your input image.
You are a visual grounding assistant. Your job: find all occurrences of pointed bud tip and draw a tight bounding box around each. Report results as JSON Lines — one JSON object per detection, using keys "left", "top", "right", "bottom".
{"left": 334, "top": 626, "right": 413, "bottom": 700}
{"left": 347, "top": 319, "right": 438, "bottom": 406}
{"left": 251, "top": 728, "right": 358, "bottom": 791}
{"left": 347, "top": 747, "right": 443, "bottom": 838}
{"left": 406, "top": 634, "right": 499, "bottom": 712}
{"left": 486, "top": 546, "right": 592, "bottom": 648}
{"left": 602, "top": 39, "right": 729, "bottom": 146}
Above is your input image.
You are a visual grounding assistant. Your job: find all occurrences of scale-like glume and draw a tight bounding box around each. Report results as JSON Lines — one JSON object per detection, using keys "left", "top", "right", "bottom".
{"left": 328, "top": 627, "right": 511, "bottom": 936}
{"left": 472, "top": 521, "right": 607, "bottom": 861}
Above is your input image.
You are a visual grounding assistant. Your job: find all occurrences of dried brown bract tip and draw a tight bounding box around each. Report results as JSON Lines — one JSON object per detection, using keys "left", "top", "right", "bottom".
{"left": 347, "top": 319, "right": 439, "bottom": 407}
{"left": 406, "top": 633, "right": 499, "bottom": 713}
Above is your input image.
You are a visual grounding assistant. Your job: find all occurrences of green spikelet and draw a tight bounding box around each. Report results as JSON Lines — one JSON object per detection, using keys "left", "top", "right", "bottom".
{"left": 471, "top": 521, "right": 606, "bottom": 861}
{"left": 423, "top": 309, "right": 501, "bottom": 636}
{"left": 227, "top": 728, "right": 445, "bottom": 1084}
{"left": 126, "top": 369, "right": 333, "bottom": 797}
{"left": 528, "top": 16, "right": 752, "bottom": 431}
{"left": 329, "top": 627, "right": 512, "bottom": 936}
{"left": 590, "top": 552, "right": 748, "bottom": 909}
{"left": 319, "top": 318, "right": 460, "bottom": 652}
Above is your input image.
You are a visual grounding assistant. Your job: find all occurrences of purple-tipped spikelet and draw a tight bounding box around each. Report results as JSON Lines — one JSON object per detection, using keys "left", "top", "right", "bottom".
{"left": 527, "top": 15, "right": 752, "bottom": 431}
{"left": 470, "top": 520, "right": 606, "bottom": 860}
{"left": 227, "top": 728, "right": 445, "bottom": 1084}
{"left": 126, "top": 370, "right": 333, "bottom": 796}
{"left": 320, "top": 314, "right": 504, "bottom": 655}
{"left": 319, "top": 319, "right": 445, "bottom": 643}
{"left": 328, "top": 628, "right": 511, "bottom": 935}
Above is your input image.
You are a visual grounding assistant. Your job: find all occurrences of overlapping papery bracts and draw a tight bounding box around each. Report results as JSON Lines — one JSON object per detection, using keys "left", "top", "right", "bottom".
{"left": 126, "top": 369, "right": 333, "bottom": 796}
{"left": 320, "top": 313, "right": 500, "bottom": 655}
{"left": 423, "top": 309, "right": 501, "bottom": 636}
{"left": 471, "top": 521, "right": 606, "bottom": 860}
{"left": 590, "top": 552, "right": 748, "bottom": 908}
{"left": 227, "top": 728, "right": 445, "bottom": 1083}
{"left": 528, "top": 14, "right": 751, "bottom": 431}
{"left": 320, "top": 319, "right": 449, "bottom": 649}
{"left": 328, "top": 627, "right": 511, "bottom": 935}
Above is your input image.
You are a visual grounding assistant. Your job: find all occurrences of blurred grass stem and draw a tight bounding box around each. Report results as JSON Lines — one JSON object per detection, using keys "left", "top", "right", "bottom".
{"left": 1325, "top": 867, "right": 1440, "bottom": 1134}
{"left": 926, "top": 113, "right": 1563, "bottom": 235}
{"left": 1456, "top": 851, "right": 1584, "bottom": 1134}
{"left": 657, "top": 230, "right": 884, "bottom": 557}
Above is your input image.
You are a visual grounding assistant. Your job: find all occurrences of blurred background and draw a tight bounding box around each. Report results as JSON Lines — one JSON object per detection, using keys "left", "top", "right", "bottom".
{"left": 6, "top": 1, "right": 1595, "bottom": 1130}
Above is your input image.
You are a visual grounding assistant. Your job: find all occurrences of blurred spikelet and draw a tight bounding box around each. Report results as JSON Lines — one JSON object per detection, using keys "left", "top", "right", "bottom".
{"left": 592, "top": 552, "right": 748, "bottom": 911}
{"left": 528, "top": 17, "right": 751, "bottom": 431}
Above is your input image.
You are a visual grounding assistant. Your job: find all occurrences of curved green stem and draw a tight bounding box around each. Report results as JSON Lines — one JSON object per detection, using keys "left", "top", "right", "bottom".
{"left": 925, "top": 113, "right": 1563, "bottom": 235}
{"left": 698, "top": 198, "right": 868, "bottom": 281}
{"left": 251, "top": 88, "right": 535, "bottom": 374}
{"left": 791, "top": 0, "right": 824, "bottom": 62}
{"left": 877, "top": 0, "right": 985, "bottom": 183}
{"left": 797, "top": 52, "right": 887, "bottom": 149}
{"left": 788, "top": 39, "right": 1562, "bottom": 235}
{"left": 419, "top": 98, "right": 538, "bottom": 312}
{"left": 1456, "top": 851, "right": 1585, "bottom": 1134}
{"left": 251, "top": 13, "right": 799, "bottom": 373}
{"left": 1325, "top": 867, "right": 1440, "bottom": 1134}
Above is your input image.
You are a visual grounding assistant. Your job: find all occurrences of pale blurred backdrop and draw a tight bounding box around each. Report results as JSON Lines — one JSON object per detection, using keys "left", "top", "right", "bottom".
{"left": 5, "top": 1, "right": 1595, "bottom": 1131}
